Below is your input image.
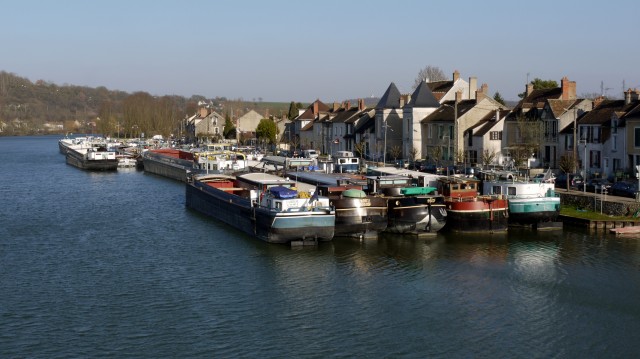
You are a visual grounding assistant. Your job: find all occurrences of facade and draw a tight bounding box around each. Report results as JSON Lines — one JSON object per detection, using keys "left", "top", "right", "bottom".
{"left": 185, "top": 102, "right": 225, "bottom": 144}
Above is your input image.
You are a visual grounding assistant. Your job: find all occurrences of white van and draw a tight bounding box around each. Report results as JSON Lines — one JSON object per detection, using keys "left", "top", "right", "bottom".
{"left": 303, "top": 149, "right": 318, "bottom": 159}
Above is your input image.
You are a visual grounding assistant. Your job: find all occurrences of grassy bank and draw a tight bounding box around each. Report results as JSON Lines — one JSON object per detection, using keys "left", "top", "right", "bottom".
{"left": 560, "top": 207, "right": 630, "bottom": 221}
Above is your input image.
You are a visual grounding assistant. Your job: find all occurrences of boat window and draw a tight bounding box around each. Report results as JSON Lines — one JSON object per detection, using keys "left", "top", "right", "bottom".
{"left": 452, "top": 185, "right": 459, "bottom": 190}
{"left": 508, "top": 187, "right": 516, "bottom": 196}
{"left": 275, "top": 202, "right": 282, "bottom": 210}
{"left": 493, "top": 186, "right": 502, "bottom": 194}
{"left": 469, "top": 183, "right": 475, "bottom": 190}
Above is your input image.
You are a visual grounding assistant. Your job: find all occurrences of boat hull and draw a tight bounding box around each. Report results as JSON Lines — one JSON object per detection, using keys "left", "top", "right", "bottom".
{"left": 331, "top": 196, "right": 388, "bottom": 238}
{"left": 444, "top": 198, "right": 508, "bottom": 233}
{"left": 65, "top": 148, "right": 118, "bottom": 171}
{"left": 186, "top": 179, "right": 334, "bottom": 244}
{"left": 143, "top": 149, "right": 201, "bottom": 182}
{"left": 508, "top": 197, "right": 561, "bottom": 225}
{"left": 385, "top": 196, "right": 447, "bottom": 234}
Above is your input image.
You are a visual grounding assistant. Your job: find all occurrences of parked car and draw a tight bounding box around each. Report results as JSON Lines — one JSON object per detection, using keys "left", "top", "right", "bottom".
{"left": 609, "top": 181, "right": 638, "bottom": 198}
{"left": 585, "top": 178, "right": 612, "bottom": 193}
{"left": 555, "top": 173, "right": 584, "bottom": 190}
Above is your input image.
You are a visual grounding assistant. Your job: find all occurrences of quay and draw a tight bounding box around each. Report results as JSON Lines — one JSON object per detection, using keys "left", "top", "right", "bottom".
{"left": 556, "top": 188, "right": 640, "bottom": 231}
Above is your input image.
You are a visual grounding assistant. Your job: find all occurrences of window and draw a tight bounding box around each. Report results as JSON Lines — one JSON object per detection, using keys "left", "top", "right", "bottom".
{"left": 490, "top": 131, "right": 502, "bottom": 140}
{"left": 635, "top": 128, "right": 640, "bottom": 147}
{"left": 508, "top": 187, "right": 516, "bottom": 196}
{"left": 613, "top": 135, "right": 617, "bottom": 151}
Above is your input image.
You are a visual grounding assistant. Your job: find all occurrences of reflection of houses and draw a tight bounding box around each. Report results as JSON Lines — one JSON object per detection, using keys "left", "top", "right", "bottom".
{"left": 185, "top": 101, "right": 224, "bottom": 144}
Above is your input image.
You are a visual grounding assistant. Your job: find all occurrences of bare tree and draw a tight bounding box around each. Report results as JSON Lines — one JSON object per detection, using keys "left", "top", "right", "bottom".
{"left": 559, "top": 153, "right": 578, "bottom": 189}
{"left": 481, "top": 149, "right": 497, "bottom": 169}
{"left": 354, "top": 139, "right": 367, "bottom": 161}
{"left": 413, "top": 65, "right": 447, "bottom": 90}
{"left": 408, "top": 146, "right": 419, "bottom": 163}
{"left": 429, "top": 146, "right": 442, "bottom": 166}
{"left": 390, "top": 145, "right": 402, "bottom": 163}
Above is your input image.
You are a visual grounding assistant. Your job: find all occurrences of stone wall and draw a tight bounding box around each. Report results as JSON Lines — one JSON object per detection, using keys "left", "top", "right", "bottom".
{"left": 559, "top": 192, "right": 640, "bottom": 216}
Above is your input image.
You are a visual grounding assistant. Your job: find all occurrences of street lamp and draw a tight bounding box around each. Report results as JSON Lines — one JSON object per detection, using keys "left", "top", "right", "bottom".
{"left": 441, "top": 102, "right": 458, "bottom": 166}
{"left": 579, "top": 139, "right": 587, "bottom": 192}
{"left": 383, "top": 121, "right": 392, "bottom": 165}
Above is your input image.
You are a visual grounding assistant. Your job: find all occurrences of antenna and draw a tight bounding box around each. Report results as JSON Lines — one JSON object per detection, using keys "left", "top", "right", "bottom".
{"left": 526, "top": 72, "right": 530, "bottom": 84}
{"left": 600, "top": 81, "right": 612, "bottom": 96}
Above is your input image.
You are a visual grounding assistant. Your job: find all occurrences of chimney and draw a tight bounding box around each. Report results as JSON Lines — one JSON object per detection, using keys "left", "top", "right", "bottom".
{"left": 343, "top": 101, "right": 350, "bottom": 110}
{"left": 455, "top": 90, "right": 462, "bottom": 104}
{"left": 593, "top": 96, "right": 605, "bottom": 109}
{"left": 469, "top": 77, "right": 477, "bottom": 100}
{"left": 526, "top": 83, "right": 534, "bottom": 97}
{"left": 400, "top": 94, "right": 410, "bottom": 107}
{"left": 625, "top": 89, "right": 632, "bottom": 105}
{"left": 632, "top": 89, "right": 640, "bottom": 102}
{"left": 476, "top": 83, "right": 488, "bottom": 102}
{"left": 453, "top": 70, "right": 460, "bottom": 82}
{"left": 561, "top": 76, "right": 577, "bottom": 101}
{"left": 313, "top": 100, "right": 319, "bottom": 115}
{"left": 358, "top": 98, "right": 365, "bottom": 111}
{"left": 333, "top": 102, "right": 340, "bottom": 112}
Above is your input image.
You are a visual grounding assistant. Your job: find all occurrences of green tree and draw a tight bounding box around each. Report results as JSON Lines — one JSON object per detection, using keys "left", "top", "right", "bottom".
{"left": 493, "top": 92, "right": 506, "bottom": 106}
{"left": 256, "top": 118, "right": 277, "bottom": 145}
{"left": 518, "top": 78, "right": 559, "bottom": 98}
{"left": 223, "top": 112, "right": 235, "bottom": 139}
{"left": 287, "top": 101, "right": 299, "bottom": 120}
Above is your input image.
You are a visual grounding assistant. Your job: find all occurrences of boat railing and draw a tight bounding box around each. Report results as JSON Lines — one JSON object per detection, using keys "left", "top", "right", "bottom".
{"left": 445, "top": 194, "right": 504, "bottom": 202}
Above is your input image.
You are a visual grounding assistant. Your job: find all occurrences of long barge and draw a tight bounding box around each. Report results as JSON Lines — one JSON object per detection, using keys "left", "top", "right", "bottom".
{"left": 186, "top": 173, "right": 335, "bottom": 245}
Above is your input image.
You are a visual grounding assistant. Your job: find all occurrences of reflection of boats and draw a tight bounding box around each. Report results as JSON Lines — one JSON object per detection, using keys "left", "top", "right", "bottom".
{"left": 366, "top": 175, "right": 447, "bottom": 234}
{"left": 286, "top": 171, "right": 387, "bottom": 238}
{"left": 185, "top": 173, "right": 335, "bottom": 244}
{"left": 438, "top": 176, "right": 508, "bottom": 233}
{"left": 479, "top": 170, "right": 561, "bottom": 228}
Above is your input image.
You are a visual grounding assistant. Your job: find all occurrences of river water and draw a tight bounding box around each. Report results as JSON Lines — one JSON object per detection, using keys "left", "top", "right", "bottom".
{"left": 1, "top": 135, "right": 640, "bottom": 358}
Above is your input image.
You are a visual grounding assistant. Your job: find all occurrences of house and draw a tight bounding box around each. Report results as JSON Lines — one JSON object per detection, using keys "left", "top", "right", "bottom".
{"left": 504, "top": 76, "right": 585, "bottom": 170}
{"left": 375, "top": 82, "right": 405, "bottom": 163}
{"left": 295, "top": 100, "right": 330, "bottom": 152}
{"left": 186, "top": 101, "right": 225, "bottom": 144}
{"left": 577, "top": 89, "right": 640, "bottom": 180}
{"left": 403, "top": 80, "right": 440, "bottom": 160}
{"left": 421, "top": 84, "right": 504, "bottom": 166}
{"left": 468, "top": 109, "right": 509, "bottom": 168}
{"left": 236, "top": 109, "right": 265, "bottom": 141}
{"left": 623, "top": 89, "right": 640, "bottom": 177}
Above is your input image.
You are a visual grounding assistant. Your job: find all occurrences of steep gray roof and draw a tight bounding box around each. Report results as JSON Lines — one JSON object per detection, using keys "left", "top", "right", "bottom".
{"left": 407, "top": 81, "right": 440, "bottom": 108}
{"left": 376, "top": 82, "right": 401, "bottom": 109}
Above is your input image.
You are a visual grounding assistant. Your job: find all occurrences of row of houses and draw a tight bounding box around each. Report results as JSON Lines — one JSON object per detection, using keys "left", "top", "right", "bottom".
{"left": 289, "top": 70, "right": 640, "bottom": 181}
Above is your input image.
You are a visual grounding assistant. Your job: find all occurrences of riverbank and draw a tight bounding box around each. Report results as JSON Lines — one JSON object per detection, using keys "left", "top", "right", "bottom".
{"left": 559, "top": 197, "right": 640, "bottom": 230}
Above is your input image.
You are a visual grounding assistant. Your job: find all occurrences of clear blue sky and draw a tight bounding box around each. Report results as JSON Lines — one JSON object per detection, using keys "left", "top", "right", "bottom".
{"left": 2, "top": 0, "right": 639, "bottom": 103}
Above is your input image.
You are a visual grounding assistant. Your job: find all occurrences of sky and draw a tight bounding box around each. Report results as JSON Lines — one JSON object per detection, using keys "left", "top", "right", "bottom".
{"left": 2, "top": 0, "right": 639, "bottom": 103}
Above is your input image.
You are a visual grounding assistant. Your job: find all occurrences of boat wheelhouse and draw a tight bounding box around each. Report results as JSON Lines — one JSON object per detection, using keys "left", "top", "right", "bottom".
{"left": 286, "top": 171, "right": 388, "bottom": 238}
{"left": 480, "top": 170, "right": 561, "bottom": 228}
{"left": 186, "top": 173, "right": 335, "bottom": 245}
{"left": 366, "top": 175, "right": 446, "bottom": 234}
{"left": 437, "top": 176, "right": 508, "bottom": 233}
